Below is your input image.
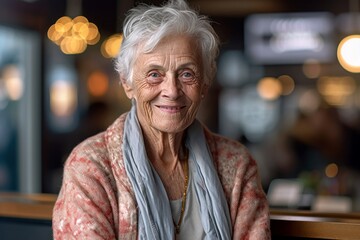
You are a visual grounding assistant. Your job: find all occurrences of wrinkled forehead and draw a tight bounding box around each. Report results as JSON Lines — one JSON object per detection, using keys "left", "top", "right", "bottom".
{"left": 140, "top": 34, "right": 200, "bottom": 54}
{"left": 135, "top": 35, "right": 202, "bottom": 66}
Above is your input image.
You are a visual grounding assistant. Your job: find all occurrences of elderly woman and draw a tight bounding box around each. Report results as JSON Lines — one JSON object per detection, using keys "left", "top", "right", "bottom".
{"left": 52, "top": 0, "right": 270, "bottom": 239}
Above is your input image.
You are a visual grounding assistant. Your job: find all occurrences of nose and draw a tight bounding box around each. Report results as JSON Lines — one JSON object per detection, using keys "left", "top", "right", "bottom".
{"left": 162, "top": 74, "right": 183, "bottom": 99}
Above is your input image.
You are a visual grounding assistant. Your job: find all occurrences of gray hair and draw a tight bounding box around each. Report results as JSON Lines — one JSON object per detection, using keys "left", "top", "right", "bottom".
{"left": 114, "top": 0, "right": 219, "bottom": 86}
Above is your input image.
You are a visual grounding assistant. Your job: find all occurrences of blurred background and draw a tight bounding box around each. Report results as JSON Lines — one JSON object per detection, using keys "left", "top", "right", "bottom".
{"left": 1, "top": 0, "right": 360, "bottom": 213}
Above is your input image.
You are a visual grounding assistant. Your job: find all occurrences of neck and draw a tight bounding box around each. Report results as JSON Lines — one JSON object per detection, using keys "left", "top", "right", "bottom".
{"left": 142, "top": 126, "right": 186, "bottom": 169}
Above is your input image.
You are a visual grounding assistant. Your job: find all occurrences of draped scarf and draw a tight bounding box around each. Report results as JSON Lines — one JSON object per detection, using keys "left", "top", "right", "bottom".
{"left": 123, "top": 104, "right": 232, "bottom": 239}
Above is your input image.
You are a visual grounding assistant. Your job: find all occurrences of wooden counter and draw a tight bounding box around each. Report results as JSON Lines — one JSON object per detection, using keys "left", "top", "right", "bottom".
{"left": 271, "top": 209, "right": 360, "bottom": 239}
{"left": 1, "top": 192, "right": 360, "bottom": 239}
{"left": 0, "top": 192, "right": 57, "bottom": 240}
{"left": 0, "top": 192, "right": 57, "bottom": 220}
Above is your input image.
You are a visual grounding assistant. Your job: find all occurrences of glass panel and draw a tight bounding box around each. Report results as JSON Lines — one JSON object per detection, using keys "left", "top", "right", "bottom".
{"left": 0, "top": 26, "right": 41, "bottom": 192}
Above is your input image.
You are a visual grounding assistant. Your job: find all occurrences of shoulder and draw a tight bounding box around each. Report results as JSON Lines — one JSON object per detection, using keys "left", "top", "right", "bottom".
{"left": 64, "top": 112, "right": 129, "bottom": 173}
{"left": 203, "top": 126, "right": 259, "bottom": 195}
{"left": 204, "top": 126, "right": 253, "bottom": 167}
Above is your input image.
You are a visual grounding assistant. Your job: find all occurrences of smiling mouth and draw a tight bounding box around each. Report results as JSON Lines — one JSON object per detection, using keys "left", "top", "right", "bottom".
{"left": 156, "top": 105, "right": 186, "bottom": 112}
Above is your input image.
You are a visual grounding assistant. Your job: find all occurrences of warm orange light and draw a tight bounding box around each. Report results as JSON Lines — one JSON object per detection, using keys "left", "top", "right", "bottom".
{"left": 337, "top": 35, "right": 360, "bottom": 73}
{"left": 278, "top": 75, "right": 295, "bottom": 96}
{"left": 55, "top": 16, "right": 73, "bottom": 34}
{"left": 101, "top": 34, "right": 123, "bottom": 58}
{"left": 317, "top": 76, "right": 356, "bottom": 106}
{"left": 60, "top": 36, "right": 87, "bottom": 54}
{"left": 2, "top": 65, "right": 23, "bottom": 101}
{"left": 325, "top": 163, "right": 338, "bottom": 178}
{"left": 87, "top": 71, "right": 109, "bottom": 97}
{"left": 86, "top": 23, "right": 100, "bottom": 44}
{"left": 48, "top": 15, "right": 100, "bottom": 54}
{"left": 50, "top": 80, "right": 77, "bottom": 117}
{"left": 257, "top": 77, "right": 282, "bottom": 100}
{"left": 47, "top": 24, "right": 63, "bottom": 45}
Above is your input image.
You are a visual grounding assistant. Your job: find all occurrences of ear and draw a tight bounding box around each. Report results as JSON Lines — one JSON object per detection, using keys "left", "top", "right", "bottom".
{"left": 121, "top": 76, "right": 134, "bottom": 99}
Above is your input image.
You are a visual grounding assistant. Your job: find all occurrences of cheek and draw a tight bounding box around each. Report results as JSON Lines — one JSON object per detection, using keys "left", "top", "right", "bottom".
{"left": 186, "top": 84, "right": 203, "bottom": 102}
{"left": 138, "top": 87, "right": 160, "bottom": 104}
{"left": 132, "top": 79, "right": 155, "bottom": 100}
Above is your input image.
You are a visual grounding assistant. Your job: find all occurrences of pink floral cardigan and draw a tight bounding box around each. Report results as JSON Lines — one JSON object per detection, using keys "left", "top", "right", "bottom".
{"left": 52, "top": 112, "right": 271, "bottom": 239}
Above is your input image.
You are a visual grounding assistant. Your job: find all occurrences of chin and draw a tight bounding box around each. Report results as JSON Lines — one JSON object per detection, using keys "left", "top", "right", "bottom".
{"left": 153, "top": 121, "right": 189, "bottom": 134}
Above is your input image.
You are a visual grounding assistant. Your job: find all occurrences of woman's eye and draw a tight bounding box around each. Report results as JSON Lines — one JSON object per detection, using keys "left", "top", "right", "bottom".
{"left": 179, "top": 71, "right": 196, "bottom": 81}
{"left": 149, "top": 72, "right": 160, "bottom": 78}
{"left": 146, "top": 71, "right": 163, "bottom": 83}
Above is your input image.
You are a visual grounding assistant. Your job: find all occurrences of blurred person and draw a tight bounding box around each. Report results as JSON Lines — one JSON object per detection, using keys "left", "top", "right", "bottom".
{"left": 52, "top": 0, "right": 270, "bottom": 239}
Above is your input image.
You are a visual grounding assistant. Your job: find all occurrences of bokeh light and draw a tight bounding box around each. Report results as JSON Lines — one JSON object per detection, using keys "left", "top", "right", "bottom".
{"left": 325, "top": 163, "right": 339, "bottom": 178}
{"left": 337, "top": 35, "right": 360, "bottom": 73}
{"left": 50, "top": 79, "right": 77, "bottom": 117}
{"left": 257, "top": 77, "right": 282, "bottom": 100}
{"left": 278, "top": 75, "right": 295, "bottom": 96}
{"left": 48, "top": 16, "right": 100, "bottom": 54}
{"left": 317, "top": 76, "right": 356, "bottom": 106}
{"left": 101, "top": 34, "right": 123, "bottom": 58}
{"left": 2, "top": 65, "right": 23, "bottom": 101}
{"left": 87, "top": 71, "right": 109, "bottom": 97}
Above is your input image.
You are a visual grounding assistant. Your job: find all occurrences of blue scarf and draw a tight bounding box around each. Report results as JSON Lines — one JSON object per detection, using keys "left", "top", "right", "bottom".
{"left": 123, "top": 105, "right": 232, "bottom": 239}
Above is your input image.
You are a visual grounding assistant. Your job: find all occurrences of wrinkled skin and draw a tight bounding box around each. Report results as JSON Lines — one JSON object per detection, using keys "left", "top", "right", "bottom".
{"left": 121, "top": 34, "right": 208, "bottom": 198}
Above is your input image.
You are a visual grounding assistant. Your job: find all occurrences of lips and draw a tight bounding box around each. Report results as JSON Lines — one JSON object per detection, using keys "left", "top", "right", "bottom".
{"left": 156, "top": 105, "right": 186, "bottom": 113}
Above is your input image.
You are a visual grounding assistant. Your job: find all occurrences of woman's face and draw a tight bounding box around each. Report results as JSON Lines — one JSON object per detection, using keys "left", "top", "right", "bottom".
{"left": 122, "top": 34, "right": 207, "bottom": 134}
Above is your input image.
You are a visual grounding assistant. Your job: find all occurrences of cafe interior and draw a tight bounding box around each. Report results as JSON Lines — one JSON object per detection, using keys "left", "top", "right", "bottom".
{"left": 1, "top": 0, "right": 360, "bottom": 238}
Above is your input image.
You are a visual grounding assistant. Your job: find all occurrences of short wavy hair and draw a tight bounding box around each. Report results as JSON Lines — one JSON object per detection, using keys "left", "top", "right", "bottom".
{"left": 114, "top": 0, "right": 219, "bottom": 86}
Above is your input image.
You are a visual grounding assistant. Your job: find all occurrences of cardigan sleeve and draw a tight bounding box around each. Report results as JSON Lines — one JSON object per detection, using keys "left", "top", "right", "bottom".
{"left": 205, "top": 130, "right": 271, "bottom": 240}
{"left": 231, "top": 155, "right": 271, "bottom": 240}
{"left": 52, "top": 140, "right": 118, "bottom": 240}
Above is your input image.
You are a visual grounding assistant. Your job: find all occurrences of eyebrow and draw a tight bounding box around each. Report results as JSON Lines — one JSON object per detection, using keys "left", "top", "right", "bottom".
{"left": 147, "top": 64, "right": 165, "bottom": 71}
{"left": 146, "top": 62, "right": 198, "bottom": 71}
{"left": 178, "top": 62, "right": 198, "bottom": 69}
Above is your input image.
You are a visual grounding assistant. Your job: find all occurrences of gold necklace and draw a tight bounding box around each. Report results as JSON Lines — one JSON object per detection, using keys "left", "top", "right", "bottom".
{"left": 174, "top": 148, "right": 189, "bottom": 234}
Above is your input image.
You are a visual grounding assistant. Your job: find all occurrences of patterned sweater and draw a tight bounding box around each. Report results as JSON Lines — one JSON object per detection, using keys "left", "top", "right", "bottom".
{"left": 52, "top": 112, "right": 271, "bottom": 239}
